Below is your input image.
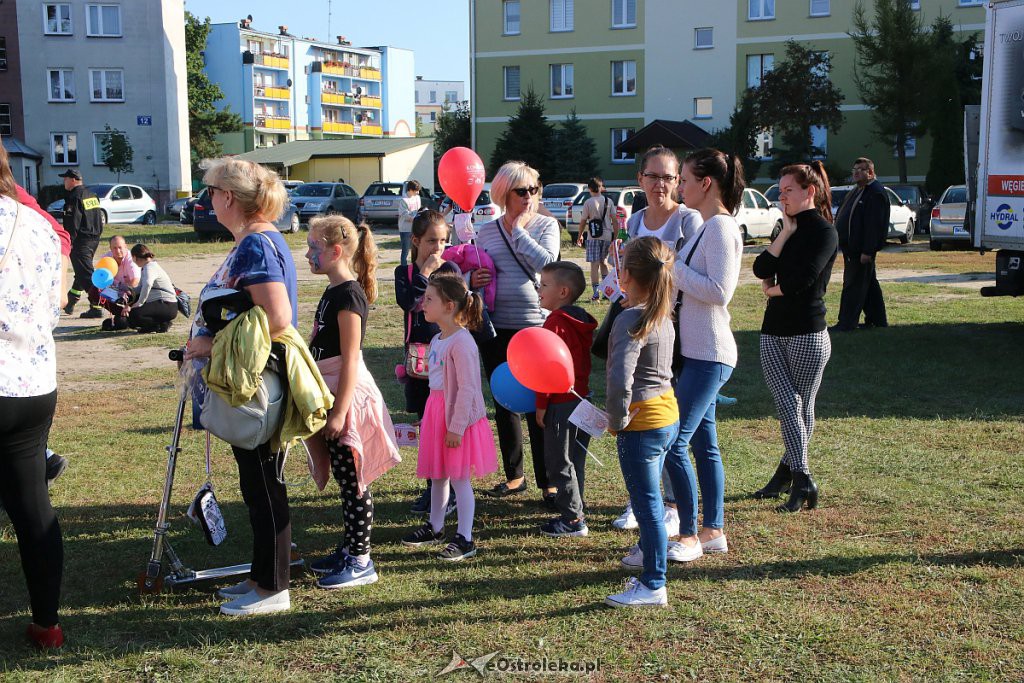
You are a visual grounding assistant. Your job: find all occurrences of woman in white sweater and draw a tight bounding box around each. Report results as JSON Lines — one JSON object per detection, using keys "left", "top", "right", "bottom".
{"left": 661, "top": 148, "right": 744, "bottom": 562}
{"left": 127, "top": 243, "right": 178, "bottom": 333}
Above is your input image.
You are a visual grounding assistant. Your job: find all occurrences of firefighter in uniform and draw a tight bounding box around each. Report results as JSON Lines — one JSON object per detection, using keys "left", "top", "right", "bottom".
{"left": 59, "top": 169, "right": 105, "bottom": 317}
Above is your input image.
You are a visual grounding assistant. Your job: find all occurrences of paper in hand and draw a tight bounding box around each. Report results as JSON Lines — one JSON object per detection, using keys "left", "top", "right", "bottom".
{"left": 393, "top": 423, "right": 419, "bottom": 447}
{"left": 568, "top": 399, "right": 610, "bottom": 438}
{"left": 454, "top": 212, "right": 476, "bottom": 243}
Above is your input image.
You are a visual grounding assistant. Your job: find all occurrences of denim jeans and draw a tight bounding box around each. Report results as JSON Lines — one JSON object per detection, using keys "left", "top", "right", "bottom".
{"left": 663, "top": 357, "right": 733, "bottom": 536}
{"left": 616, "top": 421, "right": 680, "bottom": 591}
{"left": 399, "top": 232, "right": 412, "bottom": 266}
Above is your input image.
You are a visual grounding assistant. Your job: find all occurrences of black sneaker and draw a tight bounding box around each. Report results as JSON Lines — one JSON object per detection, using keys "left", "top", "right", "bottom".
{"left": 63, "top": 295, "right": 78, "bottom": 315}
{"left": 309, "top": 546, "right": 350, "bottom": 575}
{"left": 80, "top": 307, "right": 104, "bottom": 319}
{"left": 437, "top": 533, "right": 477, "bottom": 561}
{"left": 101, "top": 319, "right": 114, "bottom": 331}
{"left": 540, "top": 517, "right": 589, "bottom": 538}
{"left": 409, "top": 487, "right": 431, "bottom": 515}
{"left": 401, "top": 522, "right": 445, "bottom": 547}
{"left": 542, "top": 492, "right": 558, "bottom": 511}
{"left": 45, "top": 453, "right": 68, "bottom": 488}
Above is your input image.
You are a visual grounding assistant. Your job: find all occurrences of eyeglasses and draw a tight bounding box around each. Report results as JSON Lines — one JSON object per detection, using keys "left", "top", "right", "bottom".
{"left": 641, "top": 172, "right": 678, "bottom": 185}
{"left": 207, "top": 185, "right": 223, "bottom": 197}
{"left": 510, "top": 186, "right": 540, "bottom": 197}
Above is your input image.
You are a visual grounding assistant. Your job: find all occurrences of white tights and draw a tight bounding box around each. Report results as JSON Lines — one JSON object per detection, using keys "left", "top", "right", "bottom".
{"left": 429, "top": 478, "right": 475, "bottom": 541}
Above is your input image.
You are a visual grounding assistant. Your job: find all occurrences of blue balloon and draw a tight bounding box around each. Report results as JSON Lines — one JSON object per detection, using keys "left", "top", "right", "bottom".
{"left": 490, "top": 362, "right": 536, "bottom": 414}
{"left": 91, "top": 268, "right": 114, "bottom": 289}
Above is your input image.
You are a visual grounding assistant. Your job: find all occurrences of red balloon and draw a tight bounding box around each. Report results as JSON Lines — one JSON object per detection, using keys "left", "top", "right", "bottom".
{"left": 507, "top": 327, "right": 575, "bottom": 395}
{"left": 438, "top": 147, "right": 486, "bottom": 212}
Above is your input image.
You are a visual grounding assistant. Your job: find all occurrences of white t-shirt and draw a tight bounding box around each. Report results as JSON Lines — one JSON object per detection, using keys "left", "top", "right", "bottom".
{"left": 636, "top": 212, "right": 673, "bottom": 242}
{"left": 398, "top": 195, "right": 421, "bottom": 233}
{"left": 427, "top": 330, "right": 457, "bottom": 390}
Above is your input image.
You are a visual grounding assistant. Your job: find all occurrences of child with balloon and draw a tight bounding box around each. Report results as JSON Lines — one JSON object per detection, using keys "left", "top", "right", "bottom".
{"left": 401, "top": 272, "right": 497, "bottom": 561}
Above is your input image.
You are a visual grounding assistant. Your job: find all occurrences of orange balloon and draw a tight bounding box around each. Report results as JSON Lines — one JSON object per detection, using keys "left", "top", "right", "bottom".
{"left": 96, "top": 256, "right": 118, "bottom": 276}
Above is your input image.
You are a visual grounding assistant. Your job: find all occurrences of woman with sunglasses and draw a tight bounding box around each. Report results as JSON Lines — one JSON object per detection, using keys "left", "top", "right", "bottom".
{"left": 472, "top": 161, "right": 561, "bottom": 504}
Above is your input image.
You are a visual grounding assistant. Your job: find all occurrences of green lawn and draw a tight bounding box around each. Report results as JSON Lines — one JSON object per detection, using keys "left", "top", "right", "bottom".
{"left": 3, "top": 247, "right": 1024, "bottom": 680}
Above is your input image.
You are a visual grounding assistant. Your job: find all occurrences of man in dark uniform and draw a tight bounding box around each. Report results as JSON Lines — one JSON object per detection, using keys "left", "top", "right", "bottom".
{"left": 59, "top": 169, "right": 105, "bottom": 317}
{"left": 833, "top": 157, "right": 890, "bottom": 331}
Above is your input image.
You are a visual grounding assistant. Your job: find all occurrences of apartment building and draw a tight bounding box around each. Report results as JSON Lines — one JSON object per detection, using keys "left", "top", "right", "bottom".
{"left": 204, "top": 19, "right": 416, "bottom": 154}
{"left": 415, "top": 77, "right": 466, "bottom": 134}
{"left": 471, "top": 0, "right": 985, "bottom": 184}
{"left": 7, "top": 0, "right": 190, "bottom": 201}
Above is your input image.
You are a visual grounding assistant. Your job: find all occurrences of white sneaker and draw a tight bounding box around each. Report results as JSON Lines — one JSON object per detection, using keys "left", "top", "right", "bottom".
{"left": 612, "top": 502, "right": 638, "bottom": 530}
{"left": 701, "top": 533, "right": 728, "bottom": 554}
{"left": 216, "top": 579, "right": 254, "bottom": 599}
{"left": 620, "top": 543, "right": 644, "bottom": 569}
{"left": 604, "top": 577, "right": 668, "bottom": 608}
{"left": 667, "top": 540, "right": 703, "bottom": 563}
{"left": 663, "top": 507, "right": 680, "bottom": 538}
{"left": 219, "top": 589, "right": 290, "bottom": 616}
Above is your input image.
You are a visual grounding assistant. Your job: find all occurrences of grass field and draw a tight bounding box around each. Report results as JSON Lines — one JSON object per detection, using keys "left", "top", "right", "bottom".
{"left": 2, "top": 237, "right": 1024, "bottom": 681}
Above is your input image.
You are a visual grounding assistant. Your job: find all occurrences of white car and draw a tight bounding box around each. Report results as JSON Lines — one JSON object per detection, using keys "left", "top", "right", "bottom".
{"left": 541, "top": 183, "right": 588, "bottom": 225}
{"left": 48, "top": 183, "right": 157, "bottom": 225}
{"left": 831, "top": 185, "right": 916, "bottom": 244}
{"left": 440, "top": 183, "right": 503, "bottom": 231}
{"left": 735, "top": 188, "right": 784, "bottom": 242}
{"left": 566, "top": 186, "right": 643, "bottom": 241}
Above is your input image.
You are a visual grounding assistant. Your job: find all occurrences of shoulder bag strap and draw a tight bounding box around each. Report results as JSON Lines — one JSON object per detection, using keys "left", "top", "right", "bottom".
{"left": 204, "top": 430, "right": 213, "bottom": 485}
{"left": 0, "top": 203, "right": 24, "bottom": 273}
{"left": 496, "top": 216, "right": 539, "bottom": 287}
{"left": 405, "top": 264, "right": 414, "bottom": 344}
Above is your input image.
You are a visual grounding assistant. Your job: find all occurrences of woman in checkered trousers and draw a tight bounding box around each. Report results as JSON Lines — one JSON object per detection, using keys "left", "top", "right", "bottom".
{"left": 751, "top": 161, "right": 839, "bottom": 512}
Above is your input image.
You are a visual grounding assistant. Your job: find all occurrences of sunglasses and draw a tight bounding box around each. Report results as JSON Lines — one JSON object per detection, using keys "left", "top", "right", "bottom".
{"left": 206, "top": 185, "right": 223, "bottom": 197}
{"left": 511, "top": 186, "right": 540, "bottom": 197}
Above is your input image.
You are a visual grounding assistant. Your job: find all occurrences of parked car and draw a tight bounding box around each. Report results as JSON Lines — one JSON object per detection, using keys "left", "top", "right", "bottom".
{"left": 439, "top": 184, "right": 503, "bottom": 235}
{"left": 763, "top": 184, "right": 782, "bottom": 209}
{"left": 47, "top": 183, "right": 157, "bottom": 225}
{"left": 282, "top": 180, "right": 304, "bottom": 195}
{"left": 735, "top": 188, "right": 784, "bottom": 242}
{"left": 165, "top": 195, "right": 193, "bottom": 218}
{"left": 291, "top": 182, "right": 360, "bottom": 225}
{"left": 192, "top": 185, "right": 300, "bottom": 237}
{"left": 831, "top": 185, "right": 917, "bottom": 244}
{"left": 889, "top": 183, "right": 933, "bottom": 233}
{"left": 358, "top": 182, "right": 437, "bottom": 225}
{"left": 179, "top": 195, "right": 200, "bottom": 224}
{"left": 541, "top": 183, "right": 588, "bottom": 225}
{"left": 928, "top": 185, "right": 969, "bottom": 251}
{"left": 566, "top": 186, "right": 643, "bottom": 243}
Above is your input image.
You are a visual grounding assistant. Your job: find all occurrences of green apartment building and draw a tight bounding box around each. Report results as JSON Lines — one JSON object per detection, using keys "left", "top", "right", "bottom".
{"left": 471, "top": 0, "right": 985, "bottom": 185}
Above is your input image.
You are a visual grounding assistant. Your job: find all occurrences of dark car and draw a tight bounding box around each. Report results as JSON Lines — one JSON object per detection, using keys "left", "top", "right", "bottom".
{"left": 193, "top": 187, "right": 300, "bottom": 237}
{"left": 889, "top": 184, "right": 933, "bottom": 233}
{"left": 359, "top": 182, "right": 438, "bottom": 225}
{"left": 179, "top": 194, "right": 200, "bottom": 224}
{"left": 290, "top": 182, "right": 360, "bottom": 225}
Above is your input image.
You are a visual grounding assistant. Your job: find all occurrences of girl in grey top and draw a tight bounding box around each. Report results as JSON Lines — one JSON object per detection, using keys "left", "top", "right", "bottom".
{"left": 127, "top": 243, "right": 178, "bottom": 333}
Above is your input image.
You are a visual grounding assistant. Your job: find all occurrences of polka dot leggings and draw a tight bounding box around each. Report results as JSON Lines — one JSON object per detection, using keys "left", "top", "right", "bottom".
{"left": 327, "top": 440, "right": 373, "bottom": 556}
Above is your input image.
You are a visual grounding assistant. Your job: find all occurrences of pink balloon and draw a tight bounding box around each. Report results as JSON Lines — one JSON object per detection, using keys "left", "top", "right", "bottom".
{"left": 438, "top": 147, "right": 486, "bottom": 212}
{"left": 507, "top": 328, "right": 575, "bottom": 395}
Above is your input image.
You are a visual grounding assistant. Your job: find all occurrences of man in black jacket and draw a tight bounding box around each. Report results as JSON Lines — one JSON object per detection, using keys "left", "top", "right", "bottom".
{"left": 834, "top": 157, "right": 889, "bottom": 331}
{"left": 60, "top": 169, "right": 105, "bottom": 317}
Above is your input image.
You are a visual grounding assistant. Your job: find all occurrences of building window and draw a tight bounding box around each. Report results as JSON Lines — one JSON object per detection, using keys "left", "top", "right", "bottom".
{"left": 430, "top": 111, "right": 437, "bottom": 122}
{"left": 503, "top": 0, "right": 521, "bottom": 35}
{"left": 503, "top": 66, "right": 521, "bottom": 100}
{"left": 895, "top": 135, "right": 917, "bottom": 158}
{"left": 810, "top": 0, "right": 830, "bottom": 16}
{"left": 612, "top": 0, "right": 637, "bottom": 28}
{"left": 909, "top": 0, "right": 920, "bottom": 8}
{"left": 746, "top": 53, "right": 774, "bottom": 88}
{"left": 550, "top": 63, "right": 574, "bottom": 98}
{"left": 48, "top": 68, "right": 75, "bottom": 102}
{"left": 0, "top": 37, "right": 7, "bottom": 71}
{"left": 611, "top": 60, "right": 637, "bottom": 96}
{"left": 694, "top": 97, "right": 713, "bottom": 119}
{"left": 44, "top": 4, "right": 73, "bottom": 35}
{"left": 86, "top": 4, "right": 122, "bottom": 37}
{"left": 429, "top": 90, "right": 437, "bottom": 104}
{"left": 445, "top": 90, "right": 459, "bottom": 103}
{"left": 92, "top": 131, "right": 114, "bottom": 165}
{"left": 550, "top": 0, "right": 574, "bottom": 32}
{"left": 611, "top": 128, "right": 635, "bottom": 163}
{"left": 695, "top": 27, "right": 714, "bottom": 49}
{"left": 90, "top": 69, "right": 124, "bottom": 102}
{"left": 811, "top": 125, "right": 827, "bottom": 156}
{"left": 748, "top": 0, "right": 775, "bottom": 20}
{"left": 51, "top": 132, "right": 78, "bottom": 165}
{"left": 414, "top": 91, "right": 419, "bottom": 104}
{"left": 755, "top": 130, "right": 774, "bottom": 159}
{"left": 0, "top": 104, "right": 11, "bottom": 136}
{"left": 958, "top": 0, "right": 982, "bottom": 5}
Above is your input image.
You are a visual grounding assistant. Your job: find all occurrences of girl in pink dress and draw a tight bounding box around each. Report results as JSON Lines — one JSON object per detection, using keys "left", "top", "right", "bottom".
{"left": 401, "top": 272, "right": 498, "bottom": 561}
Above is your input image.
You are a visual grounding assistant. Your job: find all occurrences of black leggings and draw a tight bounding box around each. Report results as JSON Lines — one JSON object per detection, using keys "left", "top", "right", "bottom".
{"left": 327, "top": 441, "right": 374, "bottom": 556}
{"left": 128, "top": 300, "right": 178, "bottom": 330}
{"left": 232, "top": 442, "right": 290, "bottom": 591}
{"left": 0, "top": 391, "right": 62, "bottom": 627}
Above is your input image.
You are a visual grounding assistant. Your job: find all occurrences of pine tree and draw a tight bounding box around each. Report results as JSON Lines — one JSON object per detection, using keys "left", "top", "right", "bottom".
{"left": 924, "top": 16, "right": 968, "bottom": 196}
{"left": 488, "top": 87, "right": 555, "bottom": 180}
{"left": 551, "top": 109, "right": 600, "bottom": 183}
{"left": 186, "top": 12, "right": 242, "bottom": 173}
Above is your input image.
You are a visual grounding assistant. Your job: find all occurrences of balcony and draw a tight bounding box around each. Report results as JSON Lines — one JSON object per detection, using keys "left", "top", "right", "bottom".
{"left": 319, "top": 62, "right": 381, "bottom": 80}
{"left": 321, "top": 91, "right": 382, "bottom": 109}
{"left": 354, "top": 124, "right": 383, "bottom": 136}
{"left": 254, "top": 53, "right": 290, "bottom": 70}
{"left": 255, "top": 114, "right": 291, "bottom": 130}
{"left": 323, "top": 121, "right": 354, "bottom": 134}
{"left": 255, "top": 85, "right": 290, "bottom": 100}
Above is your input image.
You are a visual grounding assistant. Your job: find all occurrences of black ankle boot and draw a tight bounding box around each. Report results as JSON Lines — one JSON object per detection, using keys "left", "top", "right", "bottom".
{"left": 753, "top": 461, "right": 791, "bottom": 499}
{"left": 776, "top": 471, "right": 818, "bottom": 513}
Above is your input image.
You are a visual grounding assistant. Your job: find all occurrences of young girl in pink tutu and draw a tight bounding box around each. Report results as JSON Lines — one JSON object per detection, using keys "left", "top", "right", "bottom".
{"left": 401, "top": 272, "right": 498, "bottom": 561}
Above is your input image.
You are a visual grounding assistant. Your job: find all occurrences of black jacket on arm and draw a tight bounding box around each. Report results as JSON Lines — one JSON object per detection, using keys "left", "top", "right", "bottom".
{"left": 63, "top": 185, "right": 104, "bottom": 239}
{"left": 835, "top": 179, "right": 889, "bottom": 256}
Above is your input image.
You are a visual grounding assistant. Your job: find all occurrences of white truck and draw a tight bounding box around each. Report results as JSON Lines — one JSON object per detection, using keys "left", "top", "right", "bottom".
{"left": 975, "top": 0, "right": 1024, "bottom": 296}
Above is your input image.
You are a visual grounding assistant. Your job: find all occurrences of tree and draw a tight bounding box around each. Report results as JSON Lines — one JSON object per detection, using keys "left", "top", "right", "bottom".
{"left": 550, "top": 109, "right": 600, "bottom": 183}
{"left": 101, "top": 124, "right": 133, "bottom": 180}
{"left": 185, "top": 11, "right": 242, "bottom": 174}
{"left": 849, "top": 0, "right": 930, "bottom": 182}
{"left": 708, "top": 89, "right": 763, "bottom": 182}
{"left": 750, "top": 41, "right": 845, "bottom": 176}
{"left": 488, "top": 86, "right": 555, "bottom": 180}
{"left": 923, "top": 16, "right": 974, "bottom": 196}
{"left": 433, "top": 101, "right": 471, "bottom": 159}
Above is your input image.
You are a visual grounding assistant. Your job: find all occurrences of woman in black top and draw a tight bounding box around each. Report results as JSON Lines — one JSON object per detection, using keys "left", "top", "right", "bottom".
{"left": 751, "top": 161, "right": 838, "bottom": 513}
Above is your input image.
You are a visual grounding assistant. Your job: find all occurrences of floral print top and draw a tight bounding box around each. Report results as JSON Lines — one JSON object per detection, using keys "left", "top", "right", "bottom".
{"left": 0, "top": 195, "right": 62, "bottom": 397}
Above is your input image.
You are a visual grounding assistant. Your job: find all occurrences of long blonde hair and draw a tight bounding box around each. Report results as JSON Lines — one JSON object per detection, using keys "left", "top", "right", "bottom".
{"left": 309, "top": 215, "right": 379, "bottom": 303}
{"left": 201, "top": 157, "right": 288, "bottom": 222}
{"left": 621, "top": 237, "right": 676, "bottom": 340}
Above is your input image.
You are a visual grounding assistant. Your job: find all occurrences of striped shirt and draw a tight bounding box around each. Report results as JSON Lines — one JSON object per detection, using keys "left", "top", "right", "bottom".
{"left": 475, "top": 214, "right": 560, "bottom": 330}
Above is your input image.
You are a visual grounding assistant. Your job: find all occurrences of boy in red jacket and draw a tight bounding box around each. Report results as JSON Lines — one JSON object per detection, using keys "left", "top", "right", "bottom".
{"left": 536, "top": 262, "right": 597, "bottom": 538}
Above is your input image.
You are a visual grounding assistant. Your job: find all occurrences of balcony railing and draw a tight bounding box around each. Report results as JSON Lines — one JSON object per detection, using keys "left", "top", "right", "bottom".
{"left": 319, "top": 62, "right": 381, "bottom": 80}
{"left": 323, "top": 121, "right": 354, "bottom": 134}
{"left": 321, "top": 91, "right": 381, "bottom": 109}
{"left": 254, "top": 53, "right": 290, "bottom": 69}
{"left": 255, "top": 85, "right": 290, "bottom": 100}
{"left": 255, "top": 114, "right": 291, "bottom": 130}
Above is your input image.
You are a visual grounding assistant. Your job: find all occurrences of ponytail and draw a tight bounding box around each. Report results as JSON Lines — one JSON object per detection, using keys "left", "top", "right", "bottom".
{"left": 685, "top": 148, "right": 746, "bottom": 214}
{"left": 621, "top": 237, "right": 676, "bottom": 341}
{"left": 459, "top": 291, "right": 484, "bottom": 331}
{"left": 353, "top": 221, "right": 379, "bottom": 303}
{"left": 780, "top": 161, "right": 833, "bottom": 223}
{"left": 428, "top": 272, "right": 482, "bottom": 331}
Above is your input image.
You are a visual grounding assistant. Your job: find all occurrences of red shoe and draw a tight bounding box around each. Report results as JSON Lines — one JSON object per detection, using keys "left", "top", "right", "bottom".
{"left": 26, "top": 623, "right": 64, "bottom": 649}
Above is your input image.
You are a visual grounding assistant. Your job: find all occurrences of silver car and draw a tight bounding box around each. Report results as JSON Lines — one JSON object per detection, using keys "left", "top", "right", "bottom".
{"left": 541, "top": 183, "right": 588, "bottom": 225}
{"left": 929, "top": 185, "right": 969, "bottom": 250}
